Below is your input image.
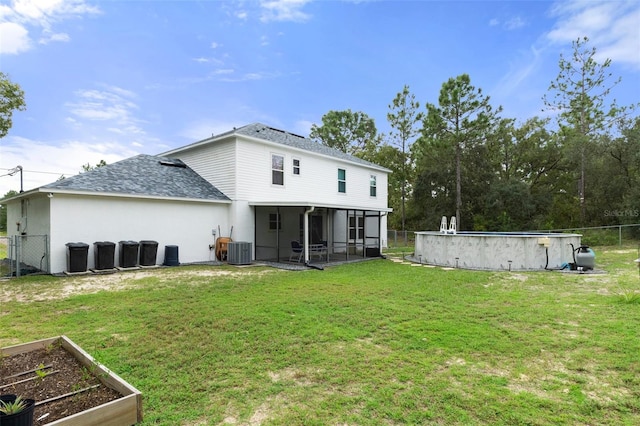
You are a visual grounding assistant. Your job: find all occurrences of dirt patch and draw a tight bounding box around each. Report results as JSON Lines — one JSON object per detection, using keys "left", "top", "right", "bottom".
{"left": 0, "top": 267, "right": 281, "bottom": 303}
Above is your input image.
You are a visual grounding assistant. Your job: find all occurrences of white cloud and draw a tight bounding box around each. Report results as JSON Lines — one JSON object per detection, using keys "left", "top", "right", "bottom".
{"left": 259, "top": 0, "right": 311, "bottom": 23}
{"left": 0, "top": 81, "right": 157, "bottom": 195}
{"left": 0, "top": 136, "right": 137, "bottom": 195}
{"left": 11, "top": 0, "right": 100, "bottom": 21}
{"left": 504, "top": 16, "right": 525, "bottom": 30}
{"left": 547, "top": 0, "right": 640, "bottom": 69}
{"left": 66, "top": 87, "right": 138, "bottom": 123}
{"left": 62, "top": 85, "right": 154, "bottom": 152}
{"left": 210, "top": 41, "right": 220, "bottom": 49}
{"left": 217, "top": 70, "right": 280, "bottom": 82}
{"left": 489, "top": 15, "right": 526, "bottom": 31}
{"left": 492, "top": 45, "right": 544, "bottom": 102}
{"left": 0, "top": 0, "right": 100, "bottom": 54}
{"left": 0, "top": 21, "right": 30, "bottom": 53}
{"left": 105, "top": 85, "right": 136, "bottom": 99}
{"left": 214, "top": 68, "right": 234, "bottom": 75}
{"left": 38, "top": 30, "right": 69, "bottom": 44}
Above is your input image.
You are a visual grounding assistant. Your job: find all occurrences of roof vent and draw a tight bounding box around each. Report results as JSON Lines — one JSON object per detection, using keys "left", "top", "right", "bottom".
{"left": 159, "top": 159, "right": 187, "bottom": 168}
{"left": 267, "top": 126, "right": 305, "bottom": 139}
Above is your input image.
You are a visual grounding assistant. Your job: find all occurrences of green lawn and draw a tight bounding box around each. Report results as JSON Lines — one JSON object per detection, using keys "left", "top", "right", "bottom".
{"left": 1, "top": 247, "right": 639, "bottom": 425}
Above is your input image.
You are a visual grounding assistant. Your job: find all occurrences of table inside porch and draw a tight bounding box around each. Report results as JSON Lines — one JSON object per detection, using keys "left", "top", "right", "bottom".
{"left": 309, "top": 243, "right": 328, "bottom": 261}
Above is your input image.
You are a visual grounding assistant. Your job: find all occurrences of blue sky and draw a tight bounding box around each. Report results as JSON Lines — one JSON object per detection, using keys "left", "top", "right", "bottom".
{"left": 1, "top": 0, "right": 639, "bottom": 195}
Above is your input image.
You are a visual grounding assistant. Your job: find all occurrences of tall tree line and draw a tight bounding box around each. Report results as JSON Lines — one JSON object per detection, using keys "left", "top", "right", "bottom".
{"left": 310, "top": 37, "right": 639, "bottom": 232}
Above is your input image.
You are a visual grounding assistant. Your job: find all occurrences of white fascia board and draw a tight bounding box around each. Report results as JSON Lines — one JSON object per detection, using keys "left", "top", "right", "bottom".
{"left": 248, "top": 200, "right": 393, "bottom": 212}
{"left": 0, "top": 187, "right": 40, "bottom": 203}
{"left": 39, "top": 188, "right": 232, "bottom": 204}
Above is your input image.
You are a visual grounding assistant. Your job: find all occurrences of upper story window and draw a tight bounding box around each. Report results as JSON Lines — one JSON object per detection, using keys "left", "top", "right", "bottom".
{"left": 272, "top": 154, "right": 284, "bottom": 185}
{"left": 370, "top": 175, "right": 377, "bottom": 197}
{"left": 293, "top": 158, "right": 300, "bottom": 175}
{"left": 338, "top": 168, "right": 346, "bottom": 193}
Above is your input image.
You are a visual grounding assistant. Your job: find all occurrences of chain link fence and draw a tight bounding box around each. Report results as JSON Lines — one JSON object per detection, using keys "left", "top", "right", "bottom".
{"left": 1, "top": 234, "right": 50, "bottom": 277}
{"left": 538, "top": 224, "right": 640, "bottom": 246}
{"left": 387, "top": 230, "right": 415, "bottom": 248}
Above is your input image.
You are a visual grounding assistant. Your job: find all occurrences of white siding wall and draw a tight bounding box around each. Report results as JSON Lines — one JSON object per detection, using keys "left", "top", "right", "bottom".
{"left": 235, "top": 138, "right": 389, "bottom": 210}
{"left": 47, "top": 195, "right": 229, "bottom": 273}
{"left": 169, "top": 140, "right": 237, "bottom": 199}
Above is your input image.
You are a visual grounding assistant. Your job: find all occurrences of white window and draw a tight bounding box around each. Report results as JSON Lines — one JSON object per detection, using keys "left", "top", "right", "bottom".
{"left": 293, "top": 158, "right": 300, "bottom": 175}
{"left": 370, "top": 175, "right": 377, "bottom": 197}
{"left": 272, "top": 154, "right": 284, "bottom": 185}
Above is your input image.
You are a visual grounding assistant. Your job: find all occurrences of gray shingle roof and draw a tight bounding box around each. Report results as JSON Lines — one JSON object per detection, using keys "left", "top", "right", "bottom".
{"left": 43, "top": 154, "right": 229, "bottom": 201}
{"left": 170, "top": 123, "right": 389, "bottom": 171}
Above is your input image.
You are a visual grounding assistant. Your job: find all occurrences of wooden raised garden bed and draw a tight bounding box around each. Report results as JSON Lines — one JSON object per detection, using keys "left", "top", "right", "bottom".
{"left": 1, "top": 336, "right": 142, "bottom": 425}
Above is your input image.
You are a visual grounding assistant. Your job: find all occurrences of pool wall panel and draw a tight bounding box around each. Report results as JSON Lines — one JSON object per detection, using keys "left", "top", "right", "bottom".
{"left": 415, "top": 232, "right": 582, "bottom": 271}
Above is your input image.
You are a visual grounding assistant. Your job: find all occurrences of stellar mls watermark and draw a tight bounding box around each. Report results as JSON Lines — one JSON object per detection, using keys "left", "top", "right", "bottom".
{"left": 603, "top": 209, "right": 639, "bottom": 217}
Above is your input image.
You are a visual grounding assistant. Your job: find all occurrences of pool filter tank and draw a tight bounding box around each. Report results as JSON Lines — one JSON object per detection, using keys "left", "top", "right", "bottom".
{"left": 575, "top": 246, "right": 595, "bottom": 270}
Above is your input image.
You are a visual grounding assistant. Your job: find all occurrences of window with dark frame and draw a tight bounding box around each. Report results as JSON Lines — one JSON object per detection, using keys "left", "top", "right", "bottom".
{"left": 349, "top": 215, "right": 364, "bottom": 240}
{"left": 269, "top": 213, "right": 281, "bottom": 230}
{"left": 293, "top": 158, "right": 300, "bottom": 175}
{"left": 272, "top": 154, "right": 284, "bottom": 185}
{"left": 338, "top": 168, "right": 346, "bottom": 193}
{"left": 370, "top": 175, "right": 377, "bottom": 197}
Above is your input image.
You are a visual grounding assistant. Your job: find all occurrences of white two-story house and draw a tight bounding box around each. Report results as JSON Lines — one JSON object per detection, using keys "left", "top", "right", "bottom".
{"left": 4, "top": 123, "right": 391, "bottom": 274}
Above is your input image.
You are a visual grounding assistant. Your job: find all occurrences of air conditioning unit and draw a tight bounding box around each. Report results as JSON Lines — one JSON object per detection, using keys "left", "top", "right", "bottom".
{"left": 227, "top": 241, "right": 252, "bottom": 265}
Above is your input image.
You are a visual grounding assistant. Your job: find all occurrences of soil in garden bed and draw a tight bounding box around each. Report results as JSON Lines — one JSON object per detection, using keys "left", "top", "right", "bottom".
{"left": 0, "top": 344, "right": 122, "bottom": 424}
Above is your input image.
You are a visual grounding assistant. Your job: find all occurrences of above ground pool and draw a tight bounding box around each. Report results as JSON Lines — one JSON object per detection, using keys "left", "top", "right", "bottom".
{"left": 414, "top": 231, "right": 582, "bottom": 271}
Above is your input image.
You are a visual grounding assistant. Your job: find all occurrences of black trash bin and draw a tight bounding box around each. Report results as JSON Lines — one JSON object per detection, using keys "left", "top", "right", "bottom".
{"left": 139, "top": 240, "right": 158, "bottom": 266}
{"left": 119, "top": 240, "right": 139, "bottom": 268}
{"left": 66, "top": 242, "right": 89, "bottom": 273}
{"left": 163, "top": 245, "right": 179, "bottom": 266}
{"left": 94, "top": 241, "right": 115, "bottom": 270}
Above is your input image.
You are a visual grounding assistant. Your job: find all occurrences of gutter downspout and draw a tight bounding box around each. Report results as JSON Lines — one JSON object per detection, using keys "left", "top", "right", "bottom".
{"left": 303, "top": 206, "right": 315, "bottom": 264}
{"left": 380, "top": 211, "right": 388, "bottom": 259}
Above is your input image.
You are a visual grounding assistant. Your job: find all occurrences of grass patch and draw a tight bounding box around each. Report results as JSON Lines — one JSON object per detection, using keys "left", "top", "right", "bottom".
{"left": 1, "top": 248, "right": 639, "bottom": 425}
{"left": 0, "top": 236, "right": 7, "bottom": 263}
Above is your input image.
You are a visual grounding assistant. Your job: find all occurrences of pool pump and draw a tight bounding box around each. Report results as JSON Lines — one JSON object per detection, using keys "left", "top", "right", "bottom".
{"left": 570, "top": 244, "right": 596, "bottom": 271}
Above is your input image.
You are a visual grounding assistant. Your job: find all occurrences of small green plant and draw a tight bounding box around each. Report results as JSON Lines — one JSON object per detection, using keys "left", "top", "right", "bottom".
{"left": 0, "top": 395, "right": 28, "bottom": 415}
{"left": 615, "top": 287, "right": 640, "bottom": 304}
{"left": 82, "top": 367, "right": 93, "bottom": 382}
{"left": 44, "top": 340, "right": 62, "bottom": 353}
{"left": 35, "top": 363, "right": 49, "bottom": 380}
